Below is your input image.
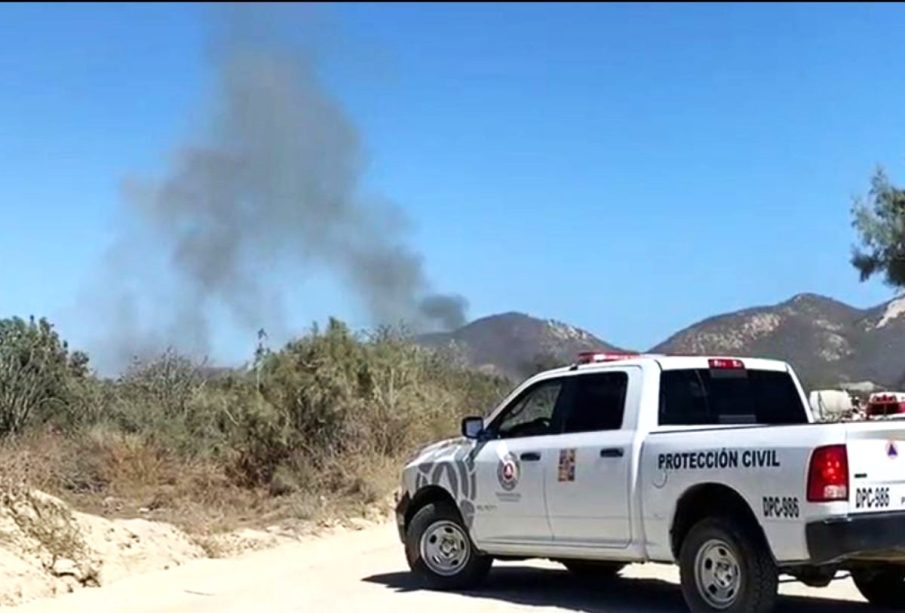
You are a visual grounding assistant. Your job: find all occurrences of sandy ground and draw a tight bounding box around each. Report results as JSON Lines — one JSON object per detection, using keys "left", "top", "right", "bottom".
{"left": 11, "top": 522, "right": 871, "bottom": 613}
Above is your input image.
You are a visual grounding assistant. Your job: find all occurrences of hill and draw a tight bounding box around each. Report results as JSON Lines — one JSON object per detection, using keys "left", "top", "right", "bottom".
{"left": 418, "top": 312, "right": 627, "bottom": 380}
{"left": 651, "top": 293, "right": 905, "bottom": 388}
{"left": 418, "top": 294, "right": 905, "bottom": 388}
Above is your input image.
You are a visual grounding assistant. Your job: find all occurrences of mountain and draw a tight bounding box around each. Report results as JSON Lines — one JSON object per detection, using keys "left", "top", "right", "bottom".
{"left": 651, "top": 293, "right": 905, "bottom": 389}
{"left": 848, "top": 295, "right": 905, "bottom": 387}
{"left": 418, "top": 312, "right": 627, "bottom": 380}
{"left": 418, "top": 294, "right": 905, "bottom": 389}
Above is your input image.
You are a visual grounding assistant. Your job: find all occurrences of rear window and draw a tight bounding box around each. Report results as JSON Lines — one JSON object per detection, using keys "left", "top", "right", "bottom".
{"left": 658, "top": 368, "right": 807, "bottom": 426}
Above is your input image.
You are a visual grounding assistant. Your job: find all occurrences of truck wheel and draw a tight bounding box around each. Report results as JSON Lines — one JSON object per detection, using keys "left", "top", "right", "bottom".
{"left": 679, "top": 517, "right": 777, "bottom": 612}
{"left": 560, "top": 560, "right": 625, "bottom": 579}
{"left": 405, "top": 501, "right": 492, "bottom": 590}
{"left": 851, "top": 566, "right": 905, "bottom": 608}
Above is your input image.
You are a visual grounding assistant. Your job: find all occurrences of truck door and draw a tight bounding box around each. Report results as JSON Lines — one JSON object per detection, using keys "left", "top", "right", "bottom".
{"left": 469, "top": 377, "right": 567, "bottom": 547}
{"left": 545, "top": 367, "right": 640, "bottom": 548}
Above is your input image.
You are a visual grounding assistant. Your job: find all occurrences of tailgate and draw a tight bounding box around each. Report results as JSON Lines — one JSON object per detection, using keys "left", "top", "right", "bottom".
{"left": 847, "top": 422, "right": 905, "bottom": 514}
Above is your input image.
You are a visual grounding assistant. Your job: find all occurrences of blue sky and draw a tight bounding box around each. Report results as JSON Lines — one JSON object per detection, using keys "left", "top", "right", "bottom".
{"left": 2, "top": 3, "right": 904, "bottom": 364}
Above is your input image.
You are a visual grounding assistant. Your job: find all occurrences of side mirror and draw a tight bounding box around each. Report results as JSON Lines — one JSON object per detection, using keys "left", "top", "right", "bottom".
{"left": 461, "top": 416, "right": 485, "bottom": 439}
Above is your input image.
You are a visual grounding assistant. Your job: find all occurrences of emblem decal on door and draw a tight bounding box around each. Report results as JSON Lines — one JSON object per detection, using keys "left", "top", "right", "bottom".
{"left": 558, "top": 448, "right": 576, "bottom": 482}
{"left": 888, "top": 441, "right": 898, "bottom": 459}
{"left": 497, "top": 452, "right": 520, "bottom": 491}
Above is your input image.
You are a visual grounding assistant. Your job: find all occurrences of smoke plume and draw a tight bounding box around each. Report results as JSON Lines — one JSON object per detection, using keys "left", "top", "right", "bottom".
{"left": 85, "top": 6, "right": 467, "bottom": 373}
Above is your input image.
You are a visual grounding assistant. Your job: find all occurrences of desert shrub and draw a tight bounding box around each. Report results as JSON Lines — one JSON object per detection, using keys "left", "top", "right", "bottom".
{"left": 118, "top": 349, "right": 206, "bottom": 418}
{"left": 231, "top": 319, "right": 510, "bottom": 491}
{"left": 0, "top": 316, "right": 92, "bottom": 436}
{"left": 1, "top": 314, "right": 513, "bottom": 526}
{"left": 99, "top": 349, "right": 240, "bottom": 456}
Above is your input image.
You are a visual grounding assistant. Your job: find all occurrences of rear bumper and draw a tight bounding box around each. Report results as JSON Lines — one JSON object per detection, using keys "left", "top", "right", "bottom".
{"left": 806, "top": 512, "right": 905, "bottom": 564}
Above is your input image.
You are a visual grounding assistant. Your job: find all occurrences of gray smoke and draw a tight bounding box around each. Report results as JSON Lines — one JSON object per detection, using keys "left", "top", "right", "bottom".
{"left": 85, "top": 7, "right": 467, "bottom": 373}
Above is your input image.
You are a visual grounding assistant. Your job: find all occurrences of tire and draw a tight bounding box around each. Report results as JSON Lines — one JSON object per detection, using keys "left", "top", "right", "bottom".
{"left": 405, "top": 501, "right": 492, "bottom": 590}
{"left": 560, "top": 560, "right": 625, "bottom": 580}
{"left": 852, "top": 566, "right": 905, "bottom": 608}
{"left": 678, "top": 517, "right": 777, "bottom": 613}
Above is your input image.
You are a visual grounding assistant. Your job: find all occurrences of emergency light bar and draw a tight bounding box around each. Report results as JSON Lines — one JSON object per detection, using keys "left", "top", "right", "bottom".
{"left": 870, "top": 393, "right": 905, "bottom": 403}
{"left": 709, "top": 358, "right": 746, "bottom": 370}
{"left": 573, "top": 353, "right": 745, "bottom": 368}
{"left": 575, "top": 352, "right": 640, "bottom": 364}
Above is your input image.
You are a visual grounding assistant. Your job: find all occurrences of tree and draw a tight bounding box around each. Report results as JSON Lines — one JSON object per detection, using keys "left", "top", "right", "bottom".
{"left": 851, "top": 168, "right": 905, "bottom": 288}
{"left": 0, "top": 316, "right": 90, "bottom": 436}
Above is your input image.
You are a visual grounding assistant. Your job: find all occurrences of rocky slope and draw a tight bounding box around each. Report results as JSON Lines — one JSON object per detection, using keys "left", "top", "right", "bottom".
{"left": 849, "top": 296, "right": 905, "bottom": 387}
{"left": 418, "top": 312, "right": 626, "bottom": 379}
{"left": 652, "top": 293, "right": 905, "bottom": 388}
{"left": 418, "top": 295, "right": 905, "bottom": 388}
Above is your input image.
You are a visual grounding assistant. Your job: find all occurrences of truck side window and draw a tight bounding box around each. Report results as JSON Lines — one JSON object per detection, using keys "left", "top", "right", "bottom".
{"left": 491, "top": 379, "right": 563, "bottom": 439}
{"left": 659, "top": 370, "right": 710, "bottom": 425}
{"left": 561, "top": 372, "right": 629, "bottom": 433}
{"left": 659, "top": 369, "right": 808, "bottom": 426}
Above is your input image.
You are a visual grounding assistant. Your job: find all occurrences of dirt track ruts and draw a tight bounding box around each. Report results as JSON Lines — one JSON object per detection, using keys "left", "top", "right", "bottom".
{"left": 12, "top": 522, "right": 868, "bottom": 612}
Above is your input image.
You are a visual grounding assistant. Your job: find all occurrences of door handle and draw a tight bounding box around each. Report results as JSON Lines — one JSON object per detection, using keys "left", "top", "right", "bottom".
{"left": 600, "top": 448, "right": 624, "bottom": 458}
{"left": 520, "top": 452, "right": 542, "bottom": 462}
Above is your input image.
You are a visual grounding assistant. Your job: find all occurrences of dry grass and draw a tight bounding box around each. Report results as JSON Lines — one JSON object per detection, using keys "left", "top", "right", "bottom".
{"left": 0, "top": 431, "right": 266, "bottom": 534}
{"left": 0, "top": 320, "right": 510, "bottom": 538}
{"left": 1, "top": 428, "right": 402, "bottom": 537}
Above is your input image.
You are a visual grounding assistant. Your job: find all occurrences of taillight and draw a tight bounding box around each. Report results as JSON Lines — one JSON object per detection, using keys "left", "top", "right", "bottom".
{"left": 807, "top": 445, "right": 849, "bottom": 502}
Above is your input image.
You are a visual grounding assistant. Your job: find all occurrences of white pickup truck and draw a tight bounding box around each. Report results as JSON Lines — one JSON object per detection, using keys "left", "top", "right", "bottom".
{"left": 395, "top": 352, "right": 905, "bottom": 612}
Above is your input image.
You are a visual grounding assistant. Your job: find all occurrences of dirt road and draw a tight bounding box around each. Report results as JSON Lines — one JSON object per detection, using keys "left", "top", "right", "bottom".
{"left": 14, "top": 522, "right": 869, "bottom": 612}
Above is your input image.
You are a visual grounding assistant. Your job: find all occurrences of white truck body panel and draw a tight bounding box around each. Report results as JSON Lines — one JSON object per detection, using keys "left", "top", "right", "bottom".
{"left": 638, "top": 424, "right": 846, "bottom": 563}
{"left": 398, "top": 354, "right": 905, "bottom": 571}
{"left": 845, "top": 422, "right": 905, "bottom": 514}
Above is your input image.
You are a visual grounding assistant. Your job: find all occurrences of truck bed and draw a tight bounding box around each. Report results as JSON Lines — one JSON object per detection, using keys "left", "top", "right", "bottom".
{"left": 638, "top": 420, "right": 905, "bottom": 564}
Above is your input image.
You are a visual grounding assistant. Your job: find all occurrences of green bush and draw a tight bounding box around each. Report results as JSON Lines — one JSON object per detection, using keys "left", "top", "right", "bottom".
{"left": 233, "top": 319, "right": 510, "bottom": 490}
{"left": 0, "top": 316, "right": 92, "bottom": 436}
{"left": 0, "top": 314, "right": 511, "bottom": 514}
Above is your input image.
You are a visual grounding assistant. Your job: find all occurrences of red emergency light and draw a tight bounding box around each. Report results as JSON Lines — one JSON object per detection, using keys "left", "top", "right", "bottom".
{"left": 708, "top": 358, "right": 746, "bottom": 370}
{"left": 866, "top": 393, "right": 905, "bottom": 417}
{"left": 576, "top": 352, "right": 640, "bottom": 365}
